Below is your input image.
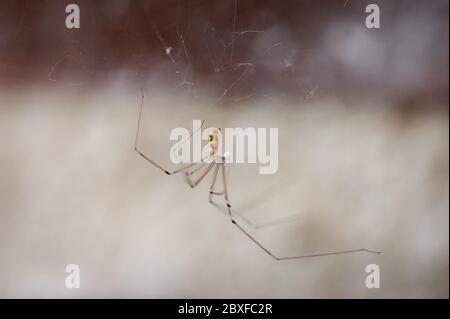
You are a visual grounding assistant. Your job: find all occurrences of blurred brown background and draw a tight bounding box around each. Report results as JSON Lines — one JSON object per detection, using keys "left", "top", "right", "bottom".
{"left": 0, "top": 0, "right": 448, "bottom": 298}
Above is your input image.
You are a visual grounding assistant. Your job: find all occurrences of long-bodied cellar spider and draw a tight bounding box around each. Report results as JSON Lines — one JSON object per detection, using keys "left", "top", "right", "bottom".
{"left": 134, "top": 89, "right": 381, "bottom": 260}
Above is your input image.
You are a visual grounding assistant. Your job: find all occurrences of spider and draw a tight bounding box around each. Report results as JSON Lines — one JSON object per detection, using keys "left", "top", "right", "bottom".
{"left": 134, "top": 89, "right": 381, "bottom": 260}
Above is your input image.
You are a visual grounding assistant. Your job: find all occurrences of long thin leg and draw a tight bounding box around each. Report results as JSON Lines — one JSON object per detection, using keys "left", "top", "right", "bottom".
{"left": 185, "top": 162, "right": 216, "bottom": 188}
{"left": 185, "top": 161, "right": 208, "bottom": 177}
{"left": 179, "top": 157, "right": 212, "bottom": 177}
{"left": 209, "top": 164, "right": 221, "bottom": 203}
{"left": 134, "top": 88, "right": 204, "bottom": 175}
{"left": 221, "top": 163, "right": 231, "bottom": 213}
{"left": 135, "top": 147, "right": 199, "bottom": 175}
{"left": 218, "top": 163, "right": 381, "bottom": 260}
{"left": 231, "top": 220, "right": 381, "bottom": 260}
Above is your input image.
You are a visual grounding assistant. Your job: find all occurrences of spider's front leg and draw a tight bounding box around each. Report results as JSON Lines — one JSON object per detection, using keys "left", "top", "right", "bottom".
{"left": 184, "top": 159, "right": 216, "bottom": 188}
{"left": 185, "top": 127, "right": 224, "bottom": 189}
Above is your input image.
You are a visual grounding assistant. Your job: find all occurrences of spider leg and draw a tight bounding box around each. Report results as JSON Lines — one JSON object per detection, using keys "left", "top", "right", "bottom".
{"left": 208, "top": 164, "right": 221, "bottom": 203}
{"left": 220, "top": 163, "right": 231, "bottom": 213}
{"left": 218, "top": 163, "right": 381, "bottom": 260}
{"left": 231, "top": 219, "right": 381, "bottom": 260}
{"left": 184, "top": 162, "right": 216, "bottom": 188}
{"left": 185, "top": 161, "right": 209, "bottom": 176}
{"left": 135, "top": 147, "right": 199, "bottom": 175}
{"left": 135, "top": 88, "right": 205, "bottom": 175}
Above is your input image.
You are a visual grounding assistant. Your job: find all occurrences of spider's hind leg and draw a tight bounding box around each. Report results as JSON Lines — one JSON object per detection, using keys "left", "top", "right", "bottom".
{"left": 208, "top": 164, "right": 222, "bottom": 203}
{"left": 220, "top": 163, "right": 231, "bottom": 213}
{"left": 208, "top": 162, "right": 231, "bottom": 216}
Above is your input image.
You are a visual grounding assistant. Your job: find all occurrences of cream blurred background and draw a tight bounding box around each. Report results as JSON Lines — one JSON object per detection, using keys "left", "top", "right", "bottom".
{"left": 0, "top": 0, "right": 448, "bottom": 298}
